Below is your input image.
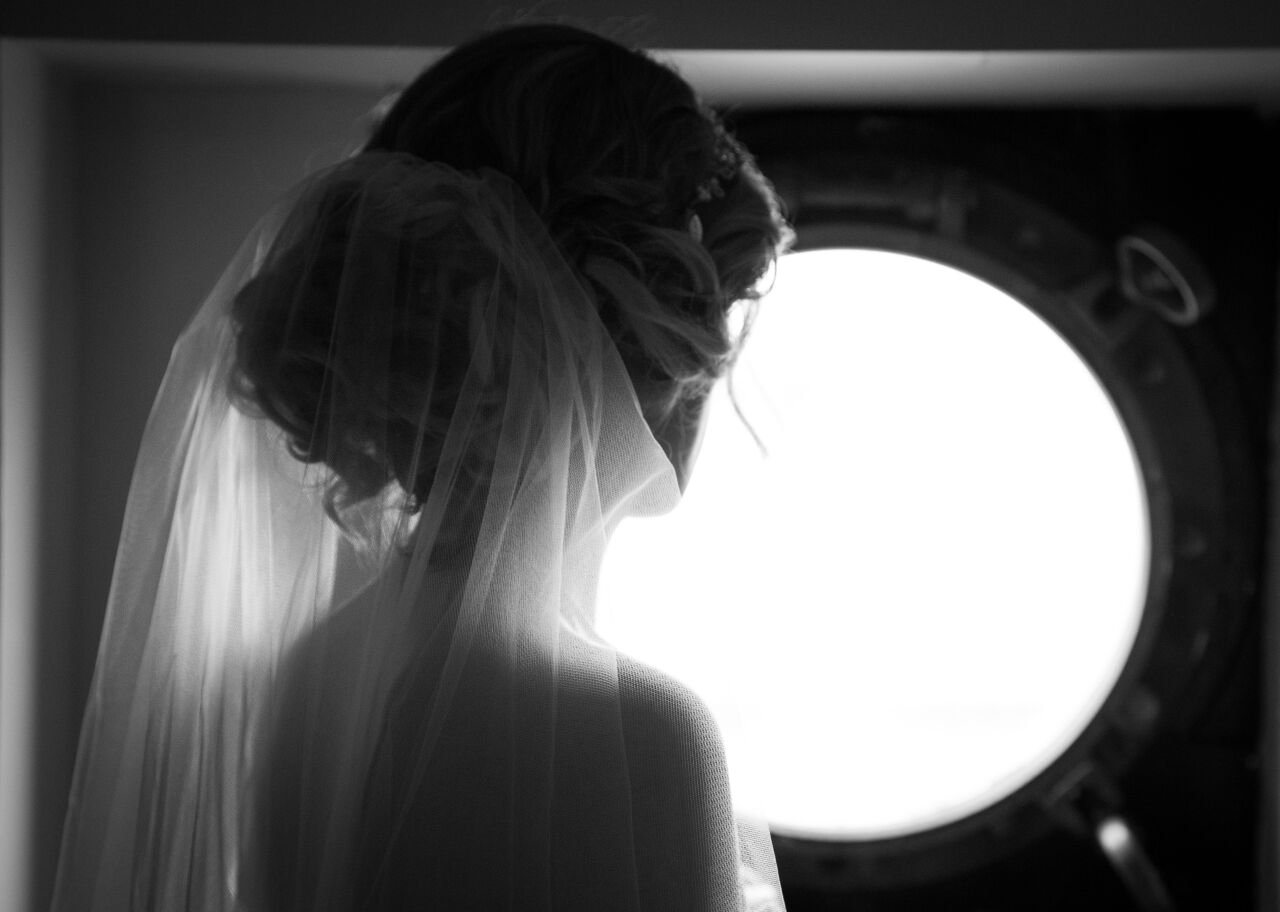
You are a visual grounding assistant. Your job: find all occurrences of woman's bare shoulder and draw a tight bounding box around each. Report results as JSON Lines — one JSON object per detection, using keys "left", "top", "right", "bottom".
{"left": 554, "top": 631, "right": 724, "bottom": 759}
{"left": 609, "top": 649, "right": 741, "bottom": 910}
{"left": 612, "top": 651, "right": 726, "bottom": 760}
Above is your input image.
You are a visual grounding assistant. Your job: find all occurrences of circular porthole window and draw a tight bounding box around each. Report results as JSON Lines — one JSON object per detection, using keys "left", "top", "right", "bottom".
{"left": 597, "top": 247, "right": 1150, "bottom": 840}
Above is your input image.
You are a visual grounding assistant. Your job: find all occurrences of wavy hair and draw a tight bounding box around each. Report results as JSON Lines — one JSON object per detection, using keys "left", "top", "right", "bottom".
{"left": 231, "top": 24, "right": 791, "bottom": 515}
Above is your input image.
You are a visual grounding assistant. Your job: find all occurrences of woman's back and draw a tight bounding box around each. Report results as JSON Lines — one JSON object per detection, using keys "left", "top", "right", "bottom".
{"left": 252, "top": 581, "right": 741, "bottom": 911}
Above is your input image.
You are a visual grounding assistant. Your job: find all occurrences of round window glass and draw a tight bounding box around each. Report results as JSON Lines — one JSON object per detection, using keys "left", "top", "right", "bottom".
{"left": 597, "top": 248, "right": 1150, "bottom": 841}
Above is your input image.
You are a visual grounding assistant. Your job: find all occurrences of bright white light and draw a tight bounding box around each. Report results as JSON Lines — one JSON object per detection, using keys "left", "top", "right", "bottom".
{"left": 1097, "top": 816, "right": 1134, "bottom": 857}
{"left": 596, "top": 248, "right": 1149, "bottom": 840}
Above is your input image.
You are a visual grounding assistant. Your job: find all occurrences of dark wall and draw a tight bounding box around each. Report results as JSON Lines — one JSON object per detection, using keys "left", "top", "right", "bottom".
{"left": 3, "top": 0, "right": 1280, "bottom": 50}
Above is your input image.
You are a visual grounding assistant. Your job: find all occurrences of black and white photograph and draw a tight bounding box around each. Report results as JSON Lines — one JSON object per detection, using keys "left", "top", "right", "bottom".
{"left": 3, "top": 2, "right": 1280, "bottom": 909}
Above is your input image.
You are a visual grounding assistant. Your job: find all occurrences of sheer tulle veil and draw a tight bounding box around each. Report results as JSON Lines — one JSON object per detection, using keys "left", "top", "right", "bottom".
{"left": 50, "top": 147, "right": 787, "bottom": 909}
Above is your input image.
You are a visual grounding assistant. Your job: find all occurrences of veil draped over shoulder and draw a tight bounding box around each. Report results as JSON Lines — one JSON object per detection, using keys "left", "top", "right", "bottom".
{"left": 52, "top": 153, "right": 785, "bottom": 910}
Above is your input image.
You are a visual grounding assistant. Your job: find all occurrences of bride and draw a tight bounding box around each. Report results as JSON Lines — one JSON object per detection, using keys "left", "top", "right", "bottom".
{"left": 52, "top": 23, "right": 792, "bottom": 911}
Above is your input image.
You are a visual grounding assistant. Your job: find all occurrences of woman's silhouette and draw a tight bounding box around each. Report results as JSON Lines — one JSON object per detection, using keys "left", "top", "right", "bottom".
{"left": 52, "top": 24, "right": 791, "bottom": 911}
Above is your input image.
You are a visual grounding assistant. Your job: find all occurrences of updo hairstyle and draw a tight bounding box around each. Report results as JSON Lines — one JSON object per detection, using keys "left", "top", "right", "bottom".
{"left": 230, "top": 23, "right": 791, "bottom": 516}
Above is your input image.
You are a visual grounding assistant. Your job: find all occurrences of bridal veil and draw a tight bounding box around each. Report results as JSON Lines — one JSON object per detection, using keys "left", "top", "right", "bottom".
{"left": 51, "top": 142, "right": 789, "bottom": 910}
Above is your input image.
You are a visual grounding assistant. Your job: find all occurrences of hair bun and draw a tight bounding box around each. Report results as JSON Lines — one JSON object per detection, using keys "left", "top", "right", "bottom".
{"left": 228, "top": 157, "right": 517, "bottom": 523}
